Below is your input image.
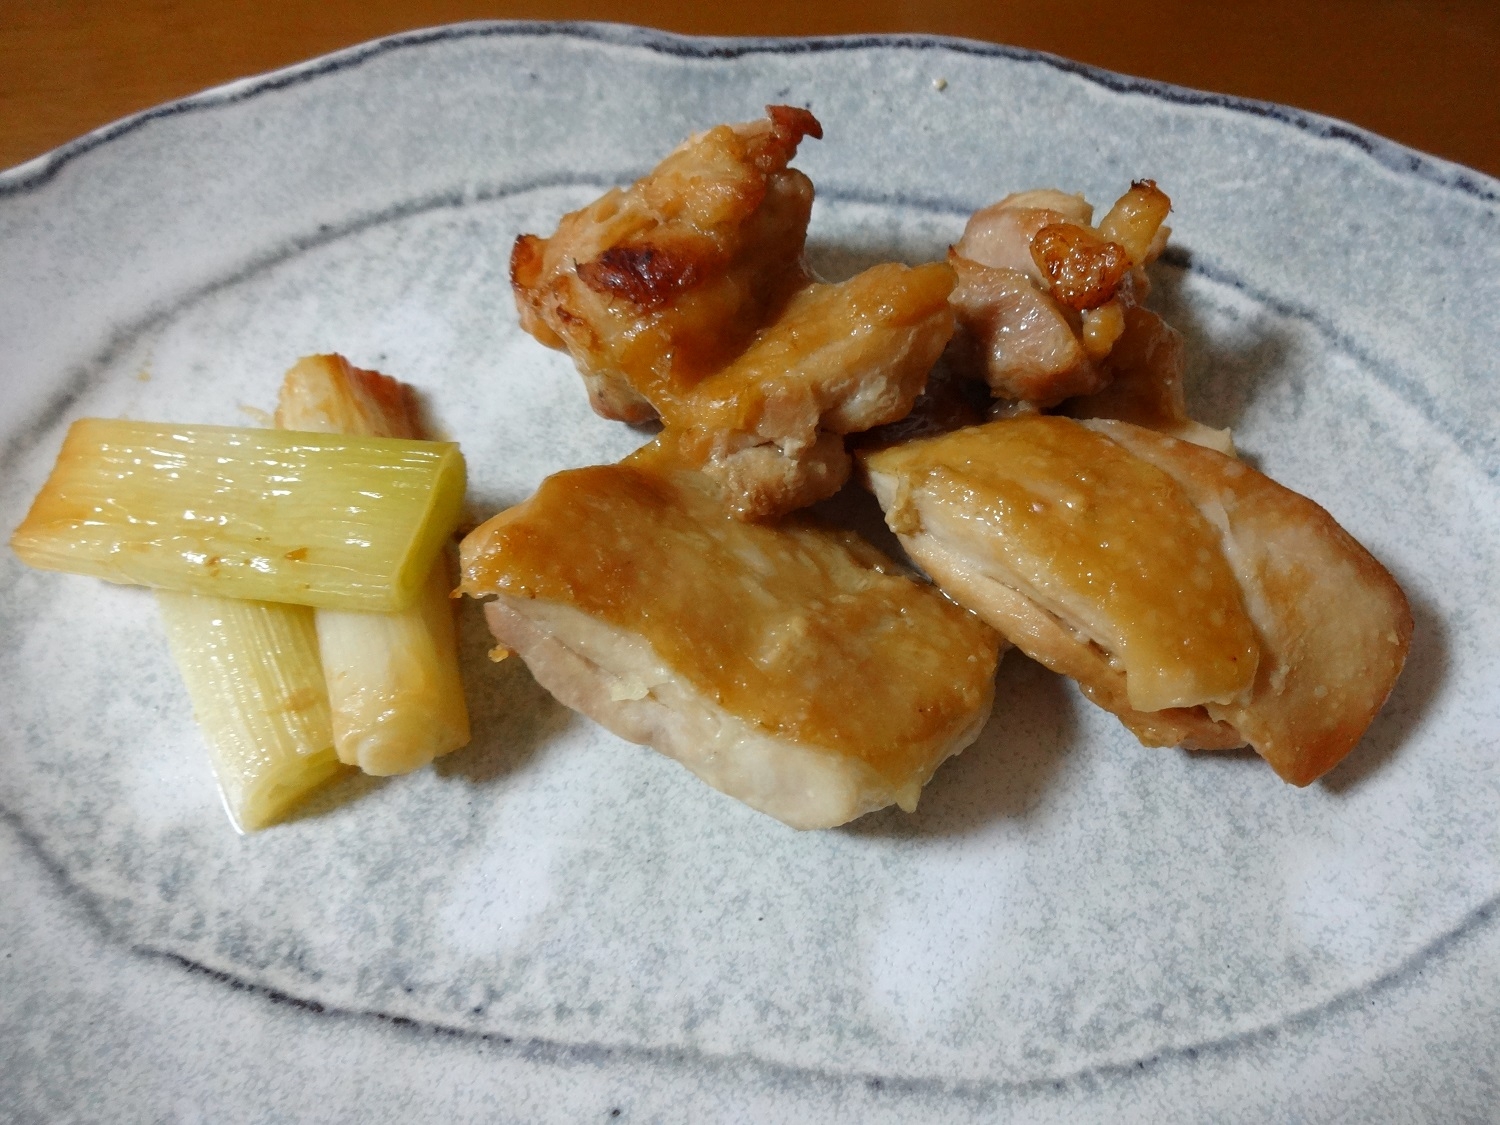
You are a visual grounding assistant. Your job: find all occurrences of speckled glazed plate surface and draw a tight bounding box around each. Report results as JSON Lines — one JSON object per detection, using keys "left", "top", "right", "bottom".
{"left": 2, "top": 22, "right": 1498, "bottom": 1123}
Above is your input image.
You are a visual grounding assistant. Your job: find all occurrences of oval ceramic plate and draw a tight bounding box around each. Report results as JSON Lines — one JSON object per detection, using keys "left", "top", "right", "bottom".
{"left": 2, "top": 23, "right": 1498, "bottom": 1123}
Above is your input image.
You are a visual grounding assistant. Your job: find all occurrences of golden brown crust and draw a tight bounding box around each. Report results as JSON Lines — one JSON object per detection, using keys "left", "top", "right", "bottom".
{"left": 884, "top": 532, "right": 1247, "bottom": 751}
{"left": 865, "top": 417, "right": 1261, "bottom": 713}
{"left": 865, "top": 415, "right": 1412, "bottom": 785}
{"left": 762, "top": 104, "right": 824, "bottom": 154}
{"left": 646, "top": 261, "right": 954, "bottom": 519}
{"left": 1091, "top": 421, "right": 1414, "bottom": 785}
{"left": 948, "top": 180, "right": 1182, "bottom": 414}
{"left": 273, "top": 354, "right": 423, "bottom": 439}
{"left": 459, "top": 460, "right": 1001, "bottom": 780}
{"left": 575, "top": 240, "right": 706, "bottom": 310}
{"left": 946, "top": 182, "right": 1175, "bottom": 409}
{"left": 508, "top": 108, "right": 820, "bottom": 417}
{"left": 1029, "top": 223, "right": 1133, "bottom": 311}
{"left": 510, "top": 108, "right": 964, "bottom": 521}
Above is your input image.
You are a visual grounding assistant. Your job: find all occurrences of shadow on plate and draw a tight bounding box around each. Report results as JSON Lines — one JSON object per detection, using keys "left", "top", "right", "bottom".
{"left": 805, "top": 236, "right": 950, "bottom": 282}
{"left": 1322, "top": 570, "right": 1447, "bottom": 794}
{"left": 1151, "top": 250, "right": 1297, "bottom": 442}
{"left": 277, "top": 768, "right": 391, "bottom": 826}
{"left": 434, "top": 599, "right": 572, "bottom": 786}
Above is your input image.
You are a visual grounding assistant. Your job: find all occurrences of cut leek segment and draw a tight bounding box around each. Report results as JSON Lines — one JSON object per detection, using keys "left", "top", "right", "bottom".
{"left": 317, "top": 561, "right": 470, "bottom": 775}
{"left": 157, "top": 591, "right": 345, "bottom": 832}
{"left": 11, "top": 419, "right": 466, "bottom": 612}
{"left": 276, "top": 354, "right": 471, "bottom": 775}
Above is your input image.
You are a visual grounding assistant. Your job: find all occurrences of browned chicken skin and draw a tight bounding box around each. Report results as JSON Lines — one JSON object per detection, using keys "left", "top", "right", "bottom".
{"left": 510, "top": 106, "right": 955, "bottom": 520}
{"left": 664, "top": 261, "right": 955, "bottom": 518}
{"left": 511, "top": 105, "right": 820, "bottom": 422}
{"left": 863, "top": 416, "right": 1412, "bottom": 786}
{"left": 502, "top": 113, "right": 1411, "bottom": 796}
{"left": 460, "top": 456, "right": 1001, "bottom": 828}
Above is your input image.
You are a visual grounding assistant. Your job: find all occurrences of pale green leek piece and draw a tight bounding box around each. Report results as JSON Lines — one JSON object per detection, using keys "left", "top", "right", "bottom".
{"left": 157, "top": 591, "right": 344, "bottom": 832}
{"left": 11, "top": 419, "right": 465, "bottom": 612}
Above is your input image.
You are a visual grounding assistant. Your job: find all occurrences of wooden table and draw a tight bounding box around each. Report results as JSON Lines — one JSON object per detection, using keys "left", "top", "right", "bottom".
{"left": 3, "top": 1, "right": 1498, "bottom": 179}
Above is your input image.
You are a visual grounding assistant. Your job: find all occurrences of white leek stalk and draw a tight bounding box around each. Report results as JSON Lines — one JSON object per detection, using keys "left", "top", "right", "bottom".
{"left": 276, "top": 355, "right": 470, "bottom": 774}
{"left": 316, "top": 562, "right": 469, "bottom": 774}
{"left": 157, "top": 591, "right": 344, "bottom": 831}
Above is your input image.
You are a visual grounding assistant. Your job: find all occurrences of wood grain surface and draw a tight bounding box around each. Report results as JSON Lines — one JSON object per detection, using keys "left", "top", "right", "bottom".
{"left": 2, "top": 1, "right": 1497, "bottom": 177}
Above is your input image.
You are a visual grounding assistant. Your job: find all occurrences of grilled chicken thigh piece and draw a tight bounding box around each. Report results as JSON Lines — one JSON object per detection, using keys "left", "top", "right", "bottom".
{"left": 662, "top": 261, "right": 955, "bottom": 519}
{"left": 459, "top": 460, "right": 1001, "bottom": 828}
{"left": 511, "top": 105, "right": 821, "bottom": 423}
{"left": 510, "top": 107, "right": 956, "bottom": 521}
{"left": 949, "top": 182, "right": 1172, "bottom": 408}
{"left": 863, "top": 416, "right": 1411, "bottom": 785}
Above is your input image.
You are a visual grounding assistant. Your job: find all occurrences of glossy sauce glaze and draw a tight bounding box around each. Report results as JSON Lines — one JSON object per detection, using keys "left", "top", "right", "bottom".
{"left": 1092, "top": 418, "right": 1413, "bottom": 785}
{"left": 460, "top": 463, "right": 1000, "bottom": 780}
{"left": 866, "top": 415, "right": 1260, "bottom": 712}
{"left": 662, "top": 261, "right": 957, "bottom": 434}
